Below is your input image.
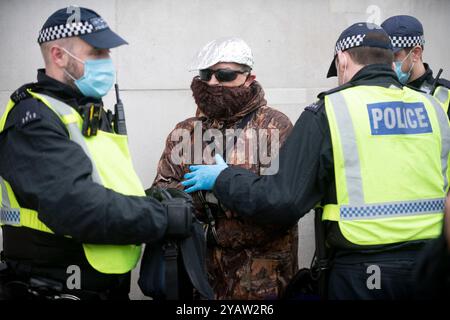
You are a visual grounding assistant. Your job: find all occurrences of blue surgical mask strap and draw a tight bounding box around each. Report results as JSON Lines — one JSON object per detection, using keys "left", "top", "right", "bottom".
{"left": 402, "top": 50, "right": 415, "bottom": 74}
{"left": 395, "top": 49, "right": 416, "bottom": 84}
{"left": 61, "top": 48, "right": 84, "bottom": 82}
{"left": 62, "top": 48, "right": 85, "bottom": 65}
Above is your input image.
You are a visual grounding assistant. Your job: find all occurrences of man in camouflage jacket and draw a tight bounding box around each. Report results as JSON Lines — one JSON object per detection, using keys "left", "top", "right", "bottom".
{"left": 153, "top": 38, "right": 298, "bottom": 299}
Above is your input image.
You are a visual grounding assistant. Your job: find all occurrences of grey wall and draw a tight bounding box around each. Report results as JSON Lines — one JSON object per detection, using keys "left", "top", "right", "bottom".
{"left": 1, "top": 0, "right": 449, "bottom": 299}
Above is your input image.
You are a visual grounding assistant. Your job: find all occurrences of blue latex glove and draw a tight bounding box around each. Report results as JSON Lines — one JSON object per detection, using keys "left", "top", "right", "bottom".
{"left": 182, "top": 154, "right": 228, "bottom": 193}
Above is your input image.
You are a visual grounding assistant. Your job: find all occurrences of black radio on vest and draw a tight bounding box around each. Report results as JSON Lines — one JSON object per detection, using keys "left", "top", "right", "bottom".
{"left": 114, "top": 83, "right": 127, "bottom": 135}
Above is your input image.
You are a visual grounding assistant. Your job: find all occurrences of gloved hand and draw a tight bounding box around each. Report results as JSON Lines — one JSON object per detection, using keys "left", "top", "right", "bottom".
{"left": 145, "top": 186, "right": 193, "bottom": 203}
{"left": 145, "top": 186, "right": 195, "bottom": 239}
{"left": 181, "top": 154, "right": 228, "bottom": 193}
{"left": 162, "top": 198, "right": 193, "bottom": 239}
{"left": 145, "top": 186, "right": 172, "bottom": 201}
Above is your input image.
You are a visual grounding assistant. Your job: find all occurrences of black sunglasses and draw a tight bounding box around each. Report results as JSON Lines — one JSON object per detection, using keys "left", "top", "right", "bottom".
{"left": 199, "top": 68, "right": 250, "bottom": 82}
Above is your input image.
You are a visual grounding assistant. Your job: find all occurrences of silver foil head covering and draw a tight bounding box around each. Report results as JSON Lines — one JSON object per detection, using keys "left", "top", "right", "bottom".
{"left": 189, "top": 37, "right": 254, "bottom": 71}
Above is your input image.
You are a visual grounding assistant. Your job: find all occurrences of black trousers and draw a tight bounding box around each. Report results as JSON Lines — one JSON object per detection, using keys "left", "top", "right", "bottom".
{"left": 328, "top": 249, "right": 418, "bottom": 300}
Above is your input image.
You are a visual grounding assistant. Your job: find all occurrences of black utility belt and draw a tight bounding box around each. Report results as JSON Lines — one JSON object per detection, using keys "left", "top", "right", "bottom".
{"left": 333, "top": 245, "right": 427, "bottom": 264}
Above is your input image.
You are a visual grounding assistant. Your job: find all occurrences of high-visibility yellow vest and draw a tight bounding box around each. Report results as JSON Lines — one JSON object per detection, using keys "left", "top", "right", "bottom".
{"left": 433, "top": 86, "right": 450, "bottom": 113}
{"left": 323, "top": 85, "right": 450, "bottom": 246}
{"left": 419, "top": 82, "right": 450, "bottom": 113}
{"left": 0, "top": 90, "right": 145, "bottom": 274}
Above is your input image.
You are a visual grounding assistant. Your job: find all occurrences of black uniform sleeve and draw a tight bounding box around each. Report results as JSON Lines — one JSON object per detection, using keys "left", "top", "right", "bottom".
{"left": 213, "top": 101, "right": 334, "bottom": 226}
{"left": 0, "top": 99, "right": 167, "bottom": 245}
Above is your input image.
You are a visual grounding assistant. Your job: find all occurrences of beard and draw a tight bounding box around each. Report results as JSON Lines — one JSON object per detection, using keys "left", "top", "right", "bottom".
{"left": 63, "top": 58, "right": 83, "bottom": 91}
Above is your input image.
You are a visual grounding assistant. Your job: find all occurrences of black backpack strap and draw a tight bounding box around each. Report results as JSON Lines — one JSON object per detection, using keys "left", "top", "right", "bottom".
{"left": 222, "top": 109, "right": 258, "bottom": 160}
{"left": 163, "top": 241, "right": 179, "bottom": 300}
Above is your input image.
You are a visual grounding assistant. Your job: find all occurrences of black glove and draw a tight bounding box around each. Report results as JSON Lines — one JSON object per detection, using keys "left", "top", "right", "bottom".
{"left": 146, "top": 187, "right": 194, "bottom": 239}
{"left": 162, "top": 198, "right": 193, "bottom": 239}
{"left": 145, "top": 186, "right": 172, "bottom": 202}
{"left": 146, "top": 186, "right": 194, "bottom": 202}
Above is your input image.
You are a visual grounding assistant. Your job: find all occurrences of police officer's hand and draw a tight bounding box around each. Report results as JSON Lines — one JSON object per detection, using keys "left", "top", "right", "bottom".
{"left": 181, "top": 154, "right": 228, "bottom": 193}
{"left": 165, "top": 188, "right": 194, "bottom": 203}
{"left": 145, "top": 187, "right": 196, "bottom": 239}
{"left": 146, "top": 186, "right": 193, "bottom": 202}
{"left": 145, "top": 186, "right": 171, "bottom": 202}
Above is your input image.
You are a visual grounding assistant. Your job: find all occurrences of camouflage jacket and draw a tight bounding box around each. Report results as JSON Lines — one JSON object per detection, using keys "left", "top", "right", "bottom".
{"left": 153, "top": 98, "right": 297, "bottom": 299}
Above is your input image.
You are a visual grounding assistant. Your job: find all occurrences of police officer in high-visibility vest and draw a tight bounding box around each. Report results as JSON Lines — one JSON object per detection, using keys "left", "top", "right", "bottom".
{"left": 382, "top": 15, "right": 450, "bottom": 117}
{"left": 0, "top": 7, "right": 195, "bottom": 300}
{"left": 181, "top": 22, "right": 450, "bottom": 299}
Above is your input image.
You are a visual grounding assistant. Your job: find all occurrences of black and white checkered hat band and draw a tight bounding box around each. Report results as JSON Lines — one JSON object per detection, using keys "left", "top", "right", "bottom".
{"left": 334, "top": 34, "right": 366, "bottom": 55}
{"left": 390, "top": 35, "right": 425, "bottom": 48}
{"left": 38, "top": 21, "right": 94, "bottom": 44}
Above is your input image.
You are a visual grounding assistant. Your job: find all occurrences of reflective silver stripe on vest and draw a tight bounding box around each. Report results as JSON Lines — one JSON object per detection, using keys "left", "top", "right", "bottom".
{"left": 420, "top": 93, "right": 450, "bottom": 192}
{"left": 328, "top": 90, "right": 448, "bottom": 220}
{"left": 0, "top": 176, "right": 10, "bottom": 208}
{"left": 36, "top": 94, "right": 102, "bottom": 184}
{"left": 0, "top": 176, "right": 20, "bottom": 225}
{"left": 328, "top": 92, "right": 364, "bottom": 205}
{"left": 435, "top": 86, "right": 450, "bottom": 105}
{"left": 341, "top": 198, "right": 444, "bottom": 220}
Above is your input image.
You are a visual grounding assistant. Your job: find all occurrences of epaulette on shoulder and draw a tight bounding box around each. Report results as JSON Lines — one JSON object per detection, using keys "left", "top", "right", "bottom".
{"left": 305, "top": 101, "right": 324, "bottom": 113}
{"left": 10, "top": 83, "right": 36, "bottom": 104}
{"left": 437, "top": 78, "right": 450, "bottom": 90}
{"left": 405, "top": 84, "right": 426, "bottom": 93}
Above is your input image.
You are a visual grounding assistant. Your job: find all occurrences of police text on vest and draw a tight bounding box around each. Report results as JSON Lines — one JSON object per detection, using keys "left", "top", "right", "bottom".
{"left": 368, "top": 101, "right": 432, "bottom": 135}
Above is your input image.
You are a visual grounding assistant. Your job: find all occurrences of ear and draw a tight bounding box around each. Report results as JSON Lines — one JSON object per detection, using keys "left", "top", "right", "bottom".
{"left": 244, "top": 74, "right": 256, "bottom": 87}
{"left": 50, "top": 46, "right": 69, "bottom": 68}
{"left": 411, "top": 46, "right": 423, "bottom": 62}
{"left": 337, "top": 51, "right": 347, "bottom": 74}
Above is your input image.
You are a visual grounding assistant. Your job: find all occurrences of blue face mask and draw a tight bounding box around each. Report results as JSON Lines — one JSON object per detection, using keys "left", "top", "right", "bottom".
{"left": 63, "top": 49, "right": 115, "bottom": 99}
{"left": 394, "top": 51, "right": 415, "bottom": 85}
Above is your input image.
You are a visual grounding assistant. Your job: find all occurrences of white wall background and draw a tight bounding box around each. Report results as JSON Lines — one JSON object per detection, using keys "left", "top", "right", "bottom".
{"left": 1, "top": 0, "right": 449, "bottom": 299}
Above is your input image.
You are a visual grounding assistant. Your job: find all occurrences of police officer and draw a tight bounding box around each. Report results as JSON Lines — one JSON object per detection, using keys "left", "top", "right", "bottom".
{"left": 182, "top": 23, "right": 450, "bottom": 299}
{"left": 382, "top": 15, "right": 450, "bottom": 116}
{"left": 0, "top": 7, "right": 192, "bottom": 300}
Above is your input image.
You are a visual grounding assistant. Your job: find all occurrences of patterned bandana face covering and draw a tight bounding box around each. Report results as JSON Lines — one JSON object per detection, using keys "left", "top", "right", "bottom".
{"left": 190, "top": 77, "right": 266, "bottom": 122}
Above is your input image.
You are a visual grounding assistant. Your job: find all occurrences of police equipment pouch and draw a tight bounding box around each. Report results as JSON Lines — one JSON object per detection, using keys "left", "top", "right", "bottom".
{"left": 163, "top": 198, "right": 193, "bottom": 239}
{"left": 78, "top": 103, "right": 102, "bottom": 137}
